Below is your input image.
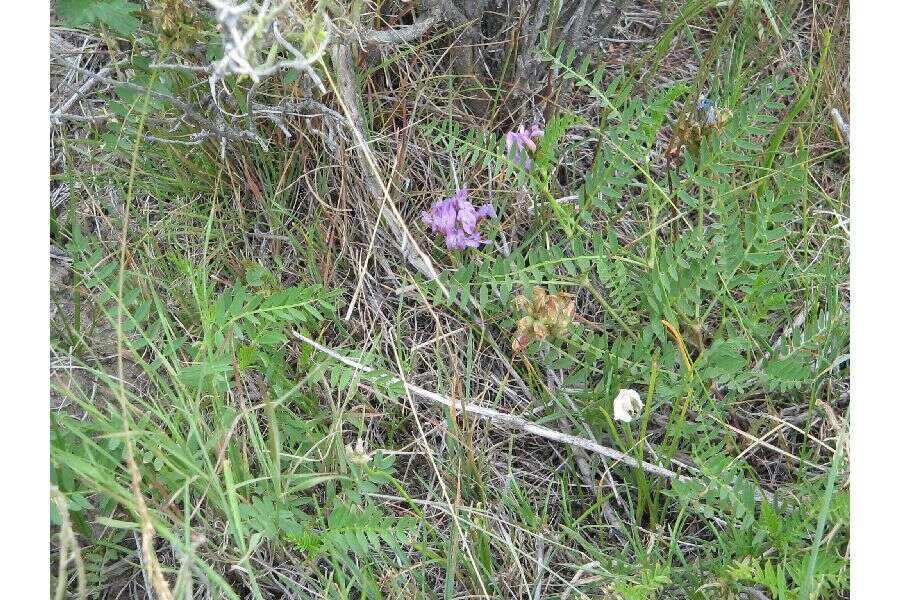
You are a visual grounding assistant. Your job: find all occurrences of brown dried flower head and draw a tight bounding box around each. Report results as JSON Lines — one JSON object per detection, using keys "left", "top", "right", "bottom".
{"left": 667, "top": 98, "right": 733, "bottom": 164}
{"left": 511, "top": 286, "right": 577, "bottom": 352}
{"left": 150, "top": 0, "right": 202, "bottom": 53}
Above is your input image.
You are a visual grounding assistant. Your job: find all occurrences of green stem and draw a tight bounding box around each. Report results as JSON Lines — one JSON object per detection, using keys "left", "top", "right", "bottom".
{"left": 583, "top": 278, "right": 638, "bottom": 340}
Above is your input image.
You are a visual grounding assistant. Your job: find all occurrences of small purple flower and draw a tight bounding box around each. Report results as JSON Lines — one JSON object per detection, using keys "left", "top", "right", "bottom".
{"left": 446, "top": 229, "right": 484, "bottom": 251}
{"left": 421, "top": 187, "right": 496, "bottom": 251}
{"left": 505, "top": 124, "right": 544, "bottom": 170}
{"left": 421, "top": 196, "right": 458, "bottom": 235}
{"left": 457, "top": 200, "right": 478, "bottom": 234}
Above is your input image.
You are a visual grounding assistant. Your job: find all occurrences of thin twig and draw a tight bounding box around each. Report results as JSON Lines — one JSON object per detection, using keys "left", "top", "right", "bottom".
{"left": 547, "top": 366, "right": 627, "bottom": 540}
{"left": 51, "top": 66, "right": 112, "bottom": 123}
{"left": 830, "top": 108, "right": 849, "bottom": 145}
{"left": 51, "top": 56, "right": 264, "bottom": 147}
{"left": 560, "top": 561, "right": 601, "bottom": 600}
{"left": 354, "top": 16, "right": 438, "bottom": 50}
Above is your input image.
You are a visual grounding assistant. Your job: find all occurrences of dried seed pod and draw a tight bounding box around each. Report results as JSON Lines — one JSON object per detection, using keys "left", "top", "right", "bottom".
{"left": 512, "top": 333, "right": 531, "bottom": 353}
{"left": 513, "top": 294, "right": 531, "bottom": 312}
{"left": 511, "top": 287, "right": 578, "bottom": 352}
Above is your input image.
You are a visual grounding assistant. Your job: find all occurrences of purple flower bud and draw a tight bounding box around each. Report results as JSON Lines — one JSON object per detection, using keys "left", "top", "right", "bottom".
{"left": 445, "top": 229, "right": 466, "bottom": 250}
{"left": 451, "top": 187, "right": 469, "bottom": 204}
{"left": 505, "top": 124, "right": 544, "bottom": 170}
{"left": 446, "top": 229, "right": 484, "bottom": 250}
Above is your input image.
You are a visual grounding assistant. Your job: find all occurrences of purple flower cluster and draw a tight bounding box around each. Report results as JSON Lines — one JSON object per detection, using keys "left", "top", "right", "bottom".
{"left": 422, "top": 188, "right": 496, "bottom": 250}
{"left": 505, "top": 124, "right": 544, "bottom": 170}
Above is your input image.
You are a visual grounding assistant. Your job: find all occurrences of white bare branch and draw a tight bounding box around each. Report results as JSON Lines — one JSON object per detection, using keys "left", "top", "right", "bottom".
{"left": 206, "top": 0, "right": 329, "bottom": 102}
{"left": 291, "top": 330, "right": 686, "bottom": 482}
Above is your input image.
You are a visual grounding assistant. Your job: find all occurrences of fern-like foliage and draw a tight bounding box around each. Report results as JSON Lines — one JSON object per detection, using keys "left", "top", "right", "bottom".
{"left": 65, "top": 225, "right": 169, "bottom": 357}
{"left": 180, "top": 282, "right": 338, "bottom": 391}
{"left": 323, "top": 503, "right": 415, "bottom": 558}
{"left": 65, "top": 226, "right": 341, "bottom": 395}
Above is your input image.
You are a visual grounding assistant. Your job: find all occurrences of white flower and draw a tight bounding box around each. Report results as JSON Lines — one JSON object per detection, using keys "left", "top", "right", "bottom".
{"left": 345, "top": 438, "right": 372, "bottom": 465}
{"left": 613, "top": 389, "right": 643, "bottom": 423}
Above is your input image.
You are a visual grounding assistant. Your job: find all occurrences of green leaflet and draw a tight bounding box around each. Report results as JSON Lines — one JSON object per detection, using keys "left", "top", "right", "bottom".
{"left": 57, "top": 0, "right": 141, "bottom": 36}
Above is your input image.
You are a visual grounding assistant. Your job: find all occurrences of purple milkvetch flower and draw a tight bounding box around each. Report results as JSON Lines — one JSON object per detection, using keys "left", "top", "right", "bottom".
{"left": 505, "top": 124, "right": 544, "bottom": 170}
{"left": 446, "top": 229, "right": 483, "bottom": 250}
{"left": 421, "top": 188, "right": 496, "bottom": 251}
{"left": 421, "top": 193, "right": 459, "bottom": 235}
{"left": 456, "top": 200, "right": 478, "bottom": 234}
{"left": 476, "top": 203, "right": 496, "bottom": 220}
